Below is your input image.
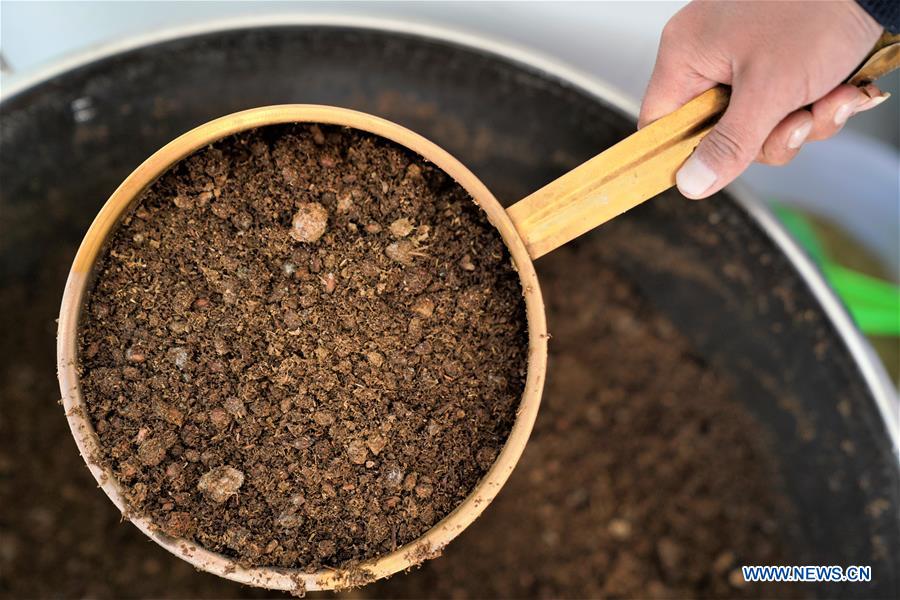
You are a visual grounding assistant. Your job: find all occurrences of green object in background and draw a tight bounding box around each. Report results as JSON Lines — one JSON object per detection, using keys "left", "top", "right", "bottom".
{"left": 772, "top": 203, "right": 900, "bottom": 337}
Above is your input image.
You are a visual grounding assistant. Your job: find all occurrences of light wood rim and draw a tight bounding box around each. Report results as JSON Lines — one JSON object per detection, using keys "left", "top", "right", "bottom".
{"left": 56, "top": 105, "right": 548, "bottom": 592}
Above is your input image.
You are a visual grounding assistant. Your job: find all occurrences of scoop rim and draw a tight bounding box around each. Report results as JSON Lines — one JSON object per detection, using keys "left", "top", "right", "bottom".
{"left": 56, "top": 104, "right": 548, "bottom": 592}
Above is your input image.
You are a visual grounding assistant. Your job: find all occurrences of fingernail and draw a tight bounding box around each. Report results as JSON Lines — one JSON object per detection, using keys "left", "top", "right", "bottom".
{"left": 676, "top": 154, "right": 717, "bottom": 198}
{"left": 834, "top": 100, "right": 860, "bottom": 126}
{"left": 787, "top": 120, "right": 813, "bottom": 149}
{"left": 856, "top": 92, "right": 891, "bottom": 113}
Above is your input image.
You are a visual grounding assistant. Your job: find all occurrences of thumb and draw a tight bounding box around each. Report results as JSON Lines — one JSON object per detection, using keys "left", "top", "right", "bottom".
{"left": 676, "top": 75, "right": 794, "bottom": 199}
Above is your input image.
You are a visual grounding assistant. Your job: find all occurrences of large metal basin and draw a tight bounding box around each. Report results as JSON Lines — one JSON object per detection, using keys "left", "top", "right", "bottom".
{"left": 1, "top": 19, "right": 897, "bottom": 598}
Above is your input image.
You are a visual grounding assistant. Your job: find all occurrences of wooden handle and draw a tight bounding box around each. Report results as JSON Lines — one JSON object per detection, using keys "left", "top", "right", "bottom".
{"left": 506, "top": 87, "right": 728, "bottom": 259}
{"left": 507, "top": 33, "right": 900, "bottom": 260}
{"left": 848, "top": 32, "right": 900, "bottom": 86}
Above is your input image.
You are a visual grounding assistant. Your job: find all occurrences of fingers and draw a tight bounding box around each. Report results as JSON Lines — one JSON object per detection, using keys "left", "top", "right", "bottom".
{"left": 675, "top": 79, "right": 891, "bottom": 199}
{"left": 758, "top": 84, "right": 888, "bottom": 166}
{"left": 808, "top": 83, "right": 886, "bottom": 141}
{"left": 856, "top": 85, "right": 891, "bottom": 112}
{"left": 758, "top": 109, "right": 813, "bottom": 166}
{"left": 676, "top": 74, "right": 794, "bottom": 199}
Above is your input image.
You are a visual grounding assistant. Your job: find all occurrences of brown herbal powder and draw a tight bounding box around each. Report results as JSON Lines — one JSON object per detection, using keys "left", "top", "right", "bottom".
{"left": 77, "top": 124, "right": 528, "bottom": 571}
{"left": 370, "top": 245, "right": 796, "bottom": 599}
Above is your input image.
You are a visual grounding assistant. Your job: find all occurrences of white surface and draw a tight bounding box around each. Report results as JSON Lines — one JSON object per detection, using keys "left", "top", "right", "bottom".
{"left": 0, "top": 0, "right": 680, "bottom": 101}
{"left": 1, "top": 0, "right": 898, "bottom": 274}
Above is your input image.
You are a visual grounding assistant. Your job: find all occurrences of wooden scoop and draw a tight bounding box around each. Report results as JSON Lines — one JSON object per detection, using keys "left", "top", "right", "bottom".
{"left": 57, "top": 33, "right": 899, "bottom": 594}
{"left": 508, "top": 32, "right": 900, "bottom": 259}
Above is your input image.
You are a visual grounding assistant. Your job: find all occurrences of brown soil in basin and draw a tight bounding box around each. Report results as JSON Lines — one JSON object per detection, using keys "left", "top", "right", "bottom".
{"left": 2, "top": 217, "right": 796, "bottom": 597}
{"left": 369, "top": 240, "right": 795, "bottom": 599}
{"left": 76, "top": 124, "right": 529, "bottom": 572}
{"left": 3, "top": 128, "right": 795, "bottom": 600}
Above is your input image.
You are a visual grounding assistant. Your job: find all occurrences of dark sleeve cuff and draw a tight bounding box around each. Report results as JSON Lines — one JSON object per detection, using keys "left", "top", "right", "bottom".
{"left": 857, "top": 0, "right": 898, "bottom": 33}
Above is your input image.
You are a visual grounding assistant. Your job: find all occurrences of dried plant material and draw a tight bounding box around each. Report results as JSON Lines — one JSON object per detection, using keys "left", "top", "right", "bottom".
{"left": 370, "top": 253, "right": 793, "bottom": 599}
{"left": 389, "top": 217, "right": 414, "bottom": 238}
{"left": 320, "top": 272, "right": 336, "bottom": 294}
{"left": 290, "top": 202, "right": 328, "bottom": 243}
{"left": 78, "top": 124, "right": 527, "bottom": 572}
{"left": 197, "top": 466, "right": 244, "bottom": 503}
{"left": 309, "top": 124, "right": 326, "bottom": 145}
{"left": 336, "top": 191, "right": 354, "bottom": 213}
{"left": 385, "top": 240, "right": 414, "bottom": 264}
{"left": 411, "top": 298, "right": 435, "bottom": 318}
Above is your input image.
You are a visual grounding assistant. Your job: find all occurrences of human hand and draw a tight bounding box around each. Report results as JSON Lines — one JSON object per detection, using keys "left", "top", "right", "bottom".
{"left": 640, "top": 0, "right": 886, "bottom": 199}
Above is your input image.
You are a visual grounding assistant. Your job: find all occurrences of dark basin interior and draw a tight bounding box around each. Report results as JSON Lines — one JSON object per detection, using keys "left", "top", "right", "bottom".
{"left": 1, "top": 24, "right": 897, "bottom": 598}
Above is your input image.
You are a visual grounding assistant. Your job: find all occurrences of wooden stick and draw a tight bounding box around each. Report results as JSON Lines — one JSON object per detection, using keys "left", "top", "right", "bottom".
{"left": 848, "top": 32, "right": 900, "bottom": 86}
{"left": 506, "top": 87, "right": 729, "bottom": 259}
{"left": 507, "top": 33, "right": 900, "bottom": 261}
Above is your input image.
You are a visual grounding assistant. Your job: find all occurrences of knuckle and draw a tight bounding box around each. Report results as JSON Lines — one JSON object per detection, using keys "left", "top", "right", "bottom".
{"left": 660, "top": 21, "right": 676, "bottom": 43}
{"left": 704, "top": 123, "right": 754, "bottom": 165}
{"left": 791, "top": 75, "right": 816, "bottom": 107}
{"left": 809, "top": 114, "right": 837, "bottom": 140}
{"left": 756, "top": 148, "right": 776, "bottom": 166}
{"left": 811, "top": 129, "right": 837, "bottom": 143}
{"left": 759, "top": 139, "right": 797, "bottom": 167}
{"left": 660, "top": 17, "right": 684, "bottom": 47}
{"left": 764, "top": 152, "right": 792, "bottom": 167}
